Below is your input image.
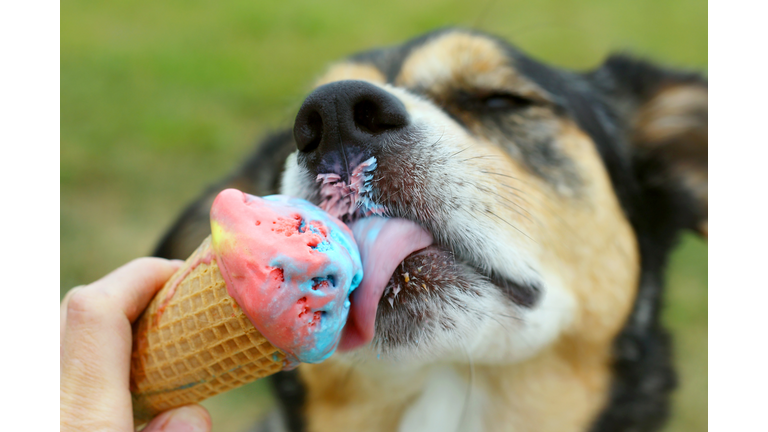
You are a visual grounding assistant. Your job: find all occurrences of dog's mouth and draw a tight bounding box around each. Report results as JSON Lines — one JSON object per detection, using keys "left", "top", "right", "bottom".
{"left": 338, "top": 216, "right": 439, "bottom": 350}
{"left": 314, "top": 157, "right": 471, "bottom": 352}
{"left": 312, "top": 155, "right": 540, "bottom": 353}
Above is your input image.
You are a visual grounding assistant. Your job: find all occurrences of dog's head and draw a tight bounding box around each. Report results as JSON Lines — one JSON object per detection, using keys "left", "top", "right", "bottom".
{"left": 280, "top": 28, "right": 707, "bottom": 366}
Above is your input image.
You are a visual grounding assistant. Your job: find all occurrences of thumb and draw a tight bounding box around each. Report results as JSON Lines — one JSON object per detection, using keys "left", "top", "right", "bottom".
{"left": 141, "top": 405, "right": 211, "bottom": 432}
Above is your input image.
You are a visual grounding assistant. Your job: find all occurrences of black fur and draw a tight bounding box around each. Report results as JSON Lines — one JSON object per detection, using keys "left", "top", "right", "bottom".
{"left": 584, "top": 57, "right": 706, "bottom": 432}
{"left": 269, "top": 369, "right": 308, "bottom": 432}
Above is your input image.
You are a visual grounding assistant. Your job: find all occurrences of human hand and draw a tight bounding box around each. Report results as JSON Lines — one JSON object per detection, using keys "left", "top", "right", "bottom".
{"left": 61, "top": 257, "right": 212, "bottom": 432}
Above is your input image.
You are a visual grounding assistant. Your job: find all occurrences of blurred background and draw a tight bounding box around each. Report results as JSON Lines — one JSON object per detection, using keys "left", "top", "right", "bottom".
{"left": 61, "top": 0, "right": 707, "bottom": 430}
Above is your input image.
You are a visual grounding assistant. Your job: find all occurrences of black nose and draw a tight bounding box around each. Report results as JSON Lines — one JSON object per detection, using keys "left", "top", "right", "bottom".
{"left": 293, "top": 80, "right": 409, "bottom": 154}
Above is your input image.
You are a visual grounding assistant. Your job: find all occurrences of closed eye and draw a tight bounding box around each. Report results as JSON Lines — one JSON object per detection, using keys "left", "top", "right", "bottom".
{"left": 454, "top": 90, "right": 535, "bottom": 113}
{"left": 483, "top": 93, "right": 534, "bottom": 110}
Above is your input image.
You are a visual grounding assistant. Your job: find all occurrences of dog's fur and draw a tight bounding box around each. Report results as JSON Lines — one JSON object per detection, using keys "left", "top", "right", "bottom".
{"left": 154, "top": 29, "right": 707, "bottom": 432}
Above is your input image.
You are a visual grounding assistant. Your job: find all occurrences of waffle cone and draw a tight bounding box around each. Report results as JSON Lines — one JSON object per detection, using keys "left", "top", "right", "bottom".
{"left": 130, "top": 235, "right": 286, "bottom": 423}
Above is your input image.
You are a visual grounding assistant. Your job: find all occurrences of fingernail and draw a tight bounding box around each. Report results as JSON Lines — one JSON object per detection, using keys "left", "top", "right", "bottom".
{"left": 159, "top": 405, "right": 210, "bottom": 432}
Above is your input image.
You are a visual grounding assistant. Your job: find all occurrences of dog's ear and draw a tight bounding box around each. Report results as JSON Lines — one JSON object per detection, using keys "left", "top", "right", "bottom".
{"left": 595, "top": 55, "right": 708, "bottom": 238}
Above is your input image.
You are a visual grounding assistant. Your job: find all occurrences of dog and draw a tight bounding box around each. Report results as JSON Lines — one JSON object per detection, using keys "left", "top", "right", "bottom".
{"left": 153, "top": 28, "right": 707, "bottom": 432}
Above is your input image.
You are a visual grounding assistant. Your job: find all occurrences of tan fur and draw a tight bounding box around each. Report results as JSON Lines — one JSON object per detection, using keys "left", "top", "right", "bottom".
{"left": 479, "top": 344, "right": 612, "bottom": 432}
{"left": 314, "top": 62, "right": 387, "bottom": 87}
{"left": 300, "top": 344, "right": 614, "bottom": 432}
{"left": 541, "top": 123, "right": 639, "bottom": 346}
{"left": 396, "top": 32, "right": 551, "bottom": 103}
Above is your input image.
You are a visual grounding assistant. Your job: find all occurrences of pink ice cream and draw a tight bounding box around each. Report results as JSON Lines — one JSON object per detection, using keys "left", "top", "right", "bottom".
{"left": 210, "top": 189, "right": 362, "bottom": 366}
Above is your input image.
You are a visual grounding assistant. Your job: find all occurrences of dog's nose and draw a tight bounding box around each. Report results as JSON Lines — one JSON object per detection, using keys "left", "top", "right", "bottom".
{"left": 293, "top": 80, "right": 409, "bottom": 154}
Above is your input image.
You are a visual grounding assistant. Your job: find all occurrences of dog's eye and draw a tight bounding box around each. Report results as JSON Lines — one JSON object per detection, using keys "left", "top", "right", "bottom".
{"left": 455, "top": 91, "right": 534, "bottom": 112}
{"left": 481, "top": 93, "right": 534, "bottom": 111}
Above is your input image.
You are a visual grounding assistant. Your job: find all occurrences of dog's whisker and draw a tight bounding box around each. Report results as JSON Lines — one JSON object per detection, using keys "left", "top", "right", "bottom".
{"left": 468, "top": 0, "right": 501, "bottom": 30}
{"left": 494, "top": 180, "right": 586, "bottom": 242}
{"left": 484, "top": 209, "right": 537, "bottom": 244}
{"left": 459, "top": 154, "right": 503, "bottom": 163}
{"left": 482, "top": 188, "right": 537, "bottom": 225}
{"left": 479, "top": 169, "right": 532, "bottom": 186}
{"left": 447, "top": 145, "right": 472, "bottom": 159}
{"left": 458, "top": 341, "right": 476, "bottom": 432}
{"left": 340, "top": 358, "right": 364, "bottom": 389}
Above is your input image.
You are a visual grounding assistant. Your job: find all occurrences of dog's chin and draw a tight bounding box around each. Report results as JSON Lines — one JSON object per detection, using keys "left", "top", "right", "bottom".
{"left": 334, "top": 245, "right": 497, "bottom": 364}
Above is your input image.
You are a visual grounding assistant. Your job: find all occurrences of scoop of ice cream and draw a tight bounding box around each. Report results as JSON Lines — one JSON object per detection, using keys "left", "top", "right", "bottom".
{"left": 210, "top": 189, "right": 363, "bottom": 365}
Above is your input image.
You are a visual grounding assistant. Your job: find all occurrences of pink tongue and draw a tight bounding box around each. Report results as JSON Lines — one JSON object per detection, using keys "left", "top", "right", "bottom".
{"left": 338, "top": 217, "right": 433, "bottom": 351}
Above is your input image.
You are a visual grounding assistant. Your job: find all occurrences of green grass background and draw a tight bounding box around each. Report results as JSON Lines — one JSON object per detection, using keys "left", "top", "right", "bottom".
{"left": 61, "top": 0, "right": 707, "bottom": 430}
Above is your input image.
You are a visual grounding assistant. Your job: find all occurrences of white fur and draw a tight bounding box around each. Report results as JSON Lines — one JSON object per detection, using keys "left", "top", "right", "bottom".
{"left": 468, "top": 274, "right": 576, "bottom": 364}
{"left": 398, "top": 365, "right": 486, "bottom": 432}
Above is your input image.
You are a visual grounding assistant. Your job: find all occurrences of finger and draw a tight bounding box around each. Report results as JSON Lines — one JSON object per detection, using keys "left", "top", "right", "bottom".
{"left": 86, "top": 257, "right": 183, "bottom": 323}
{"left": 62, "top": 257, "right": 182, "bottom": 374}
{"left": 141, "top": 405, "right": 211, "bottom": 432}
{"left": 60, "top": 285, "right": 84, "bottom": 344}
{"left": 61, "top": 258, "right": 181, "bottom": 359}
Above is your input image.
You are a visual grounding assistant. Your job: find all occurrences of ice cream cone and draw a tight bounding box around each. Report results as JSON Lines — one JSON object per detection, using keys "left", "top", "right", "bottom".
{"left": 130, "top": 235, "right": 285, "bottom": 424}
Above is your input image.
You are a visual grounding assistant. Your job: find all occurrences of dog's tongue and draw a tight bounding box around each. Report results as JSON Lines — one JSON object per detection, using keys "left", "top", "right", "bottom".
{"left": 338, "top": 217, "right": 433, "bottom": 351}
